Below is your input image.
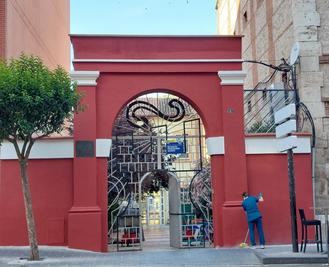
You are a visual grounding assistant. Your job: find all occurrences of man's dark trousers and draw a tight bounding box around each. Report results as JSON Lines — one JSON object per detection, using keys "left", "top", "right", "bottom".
{"left": 248, "top": 217, "right": 265, "bottom": 246}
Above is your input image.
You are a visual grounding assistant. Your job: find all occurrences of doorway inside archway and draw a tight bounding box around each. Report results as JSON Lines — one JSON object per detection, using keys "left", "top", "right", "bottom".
{"left": 107, "top": 92, "right": 213, "bottom": 251}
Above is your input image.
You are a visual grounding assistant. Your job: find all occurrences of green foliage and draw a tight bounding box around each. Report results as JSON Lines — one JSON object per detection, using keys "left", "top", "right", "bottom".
{"left": 142, "top": 170, "right": 169, "bottom": 195}
{"left": 0, "top": 54, "right": 81, "bottom": 143}
{"left": 247, "top": 119, "right": 275, "bottom": 133}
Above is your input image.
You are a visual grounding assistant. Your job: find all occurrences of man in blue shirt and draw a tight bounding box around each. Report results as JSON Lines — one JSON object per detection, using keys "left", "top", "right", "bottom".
{"left": 242, "top": 192, "right": 265, "bottom": 249}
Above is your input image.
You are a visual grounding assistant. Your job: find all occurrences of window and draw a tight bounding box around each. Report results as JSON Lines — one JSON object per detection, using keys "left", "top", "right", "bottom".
{"left": 243, "top": 11, "right": 248, "bottom": 22}
{"left": 243, "top": 10, "right": 248, "bottom": 29}
{"left": 247, "top": 100, "right": 252, "bottom": 112}
{"left": 325, "top": 101, "right": 329, "bottom": 117}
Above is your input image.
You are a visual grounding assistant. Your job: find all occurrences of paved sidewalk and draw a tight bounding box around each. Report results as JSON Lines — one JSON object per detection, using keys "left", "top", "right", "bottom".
{"left": 0, "top": 245, "right": 328, "bottom": 266}
{"left": 254, "top": 244, "right": 329, "bottom": 265}
{"left": 0, "top": 246, "right": 260, "bottom": 267}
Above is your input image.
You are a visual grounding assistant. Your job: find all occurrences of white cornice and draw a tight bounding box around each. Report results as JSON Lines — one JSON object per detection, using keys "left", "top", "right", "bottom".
{"left": 70, "top": 71, "right": 100, "bottom": 86}
{"left": 73, "top": 59, "right": 243, "bottom": 63}
{"left": 218, "top": 70, "right": 247, "bottom": 85}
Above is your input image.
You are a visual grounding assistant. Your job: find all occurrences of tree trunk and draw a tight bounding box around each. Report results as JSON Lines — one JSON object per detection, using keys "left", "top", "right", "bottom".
{"left": 19, "top": 160, "right": 40, "bottom": 261}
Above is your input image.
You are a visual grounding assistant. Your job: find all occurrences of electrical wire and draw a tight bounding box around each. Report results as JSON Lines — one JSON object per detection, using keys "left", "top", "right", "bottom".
{"left": 253, "top": 69, "right": 278, "bottom": 90}
{"left": 244, "top": 60, "right": 284, "bottom": 71}
{"left": 297, "top": 102, "right": 316, "bottom": 147}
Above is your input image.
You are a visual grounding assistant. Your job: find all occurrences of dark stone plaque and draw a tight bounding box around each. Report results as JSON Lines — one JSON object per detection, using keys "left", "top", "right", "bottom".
{"left": 76, "top": 141, "right": 95, "bottom": 157}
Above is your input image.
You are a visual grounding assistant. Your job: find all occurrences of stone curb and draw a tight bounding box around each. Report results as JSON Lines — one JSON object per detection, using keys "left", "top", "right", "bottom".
{"left": 254, "top": 250, "right": 329, "bottom": 265}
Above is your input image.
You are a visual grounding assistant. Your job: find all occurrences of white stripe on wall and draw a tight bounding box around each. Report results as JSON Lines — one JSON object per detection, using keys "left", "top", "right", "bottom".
{"left": 245, "top": 136, "right": 311, "bottom": 154}
{"left": 0, "top": 138, "right": 113, "bottom": 159}
{"left": 206, "top": 136, "right": 225, "bottom": 155}
{"left": 96, "top": 139, "right": 112, "bottom": 157}
{"left": 0, "top": 139, "right": 74, "bottom": 159}
{"left": 0, "top": 136, "right": 310, "bottom": 160}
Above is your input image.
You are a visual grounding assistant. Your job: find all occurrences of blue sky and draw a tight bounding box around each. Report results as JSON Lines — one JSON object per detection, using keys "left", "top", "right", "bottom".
{"left": 70, "top": 0, "right": 217, "bottom": 35}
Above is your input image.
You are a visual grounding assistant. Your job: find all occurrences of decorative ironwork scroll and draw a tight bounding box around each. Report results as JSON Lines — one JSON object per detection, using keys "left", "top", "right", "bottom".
{"left": 126, "top": 99, "right": 185, "bottom": 129}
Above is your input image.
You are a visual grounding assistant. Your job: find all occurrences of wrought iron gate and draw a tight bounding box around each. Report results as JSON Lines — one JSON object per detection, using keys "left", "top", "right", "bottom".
{"left": 107, "top": 92, "right": 213, "bottom": 251}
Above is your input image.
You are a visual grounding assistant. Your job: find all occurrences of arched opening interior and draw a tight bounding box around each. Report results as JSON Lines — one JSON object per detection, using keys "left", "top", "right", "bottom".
{"left": 107, "top": 91, "right": 213, "bottom": 251}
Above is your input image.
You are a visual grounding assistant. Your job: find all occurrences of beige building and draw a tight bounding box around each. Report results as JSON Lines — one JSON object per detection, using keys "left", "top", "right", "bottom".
{"left": 0, "top": 0, "right": 70, "bottom": 70}
{"left": 216, "top": 0, "right": 240, "bottom": 35}
{"left": 216, "top": 0, "right": 329, "bottom": 208}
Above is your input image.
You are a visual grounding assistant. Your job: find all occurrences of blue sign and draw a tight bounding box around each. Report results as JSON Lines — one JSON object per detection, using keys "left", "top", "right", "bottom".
{"left": 166, "top": 141, "right": 185, "bottom": 154}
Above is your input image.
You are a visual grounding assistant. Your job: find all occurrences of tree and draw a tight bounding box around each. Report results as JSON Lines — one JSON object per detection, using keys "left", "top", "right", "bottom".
{"left": 0, "top": 54, "right": 81, "bottom": 260}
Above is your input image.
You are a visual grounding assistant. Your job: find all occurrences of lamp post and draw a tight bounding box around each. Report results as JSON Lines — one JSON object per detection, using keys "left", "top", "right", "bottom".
{"left": 275, "top": 104, "right": 298, "bottom": 252}
{"left": 287, "top": 147, "right": 298, "bottom": 252}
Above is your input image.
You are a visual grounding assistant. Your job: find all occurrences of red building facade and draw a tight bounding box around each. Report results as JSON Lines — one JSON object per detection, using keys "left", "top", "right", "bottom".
{"left": 0, "top": 36, "right": 313, "bottom": 252}
{"left": 0, "top": 0, "right": 70, "bottom": 70}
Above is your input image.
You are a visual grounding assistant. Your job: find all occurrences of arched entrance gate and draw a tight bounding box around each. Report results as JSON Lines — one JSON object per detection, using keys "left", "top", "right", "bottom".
{"left": 69, "top": 35, "right": 248, "bottom": 252}
{"left": 0, "top": 35, "right": 314, "bottom": 252}
{"left": 0, "top": 36, "right": 315, "bottom": 252}
{"left": 108, "top": 92, "right": 212, "bottom": 251}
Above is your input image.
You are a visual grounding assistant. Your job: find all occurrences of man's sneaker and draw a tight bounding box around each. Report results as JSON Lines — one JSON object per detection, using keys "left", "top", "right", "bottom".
{"left": 249, "top": 246, "right": 256, "bottom": 249}
{"left": 260, "top": 245, "right": 265, "bottom": 249}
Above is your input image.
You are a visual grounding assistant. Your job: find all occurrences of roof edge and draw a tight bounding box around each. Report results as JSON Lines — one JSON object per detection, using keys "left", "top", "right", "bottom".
{"left": 69, "top": 33, "right": 243, "bottom": 38}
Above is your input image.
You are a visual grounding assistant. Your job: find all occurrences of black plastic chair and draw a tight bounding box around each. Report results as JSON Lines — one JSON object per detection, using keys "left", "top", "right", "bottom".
{"left": 299, "top": 208, "right": 323, "bottom": 253}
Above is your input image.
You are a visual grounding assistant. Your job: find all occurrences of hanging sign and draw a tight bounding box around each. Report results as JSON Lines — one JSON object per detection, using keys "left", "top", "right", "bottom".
{"left": 166, "top": 140, "right": 185, "bottom": 154}
{"left": 275, "top": 104, "right": 297, "bottom": 152}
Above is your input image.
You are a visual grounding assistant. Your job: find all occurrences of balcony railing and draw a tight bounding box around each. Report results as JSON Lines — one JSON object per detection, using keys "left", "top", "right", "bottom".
{"left": 244, "top": 89, "right": 296, "bottom": 134}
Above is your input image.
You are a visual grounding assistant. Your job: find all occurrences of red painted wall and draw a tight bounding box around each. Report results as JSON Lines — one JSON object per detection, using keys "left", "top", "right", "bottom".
{"left": 70, "top": 36, "right": 314, "bottom": 249}
{"left": 95, "top": 73, "right": 223, "bottom": 139}
{"left": 0, "top": 36, "right": 315, "bottom": 251}
{"left": 0, "top": 152, "right": 313, "bottom": 247}
{"left": 71, "top": 35, "right": 242, "bottom": 60}
{"left": 221, "top": 153, "right": 313, "bottom": 246}
{"left": 0, "top": 159, "right": 73, "bottom": 246}
{"left": 248, "top": 153, "right": 312, "bottom": 245}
